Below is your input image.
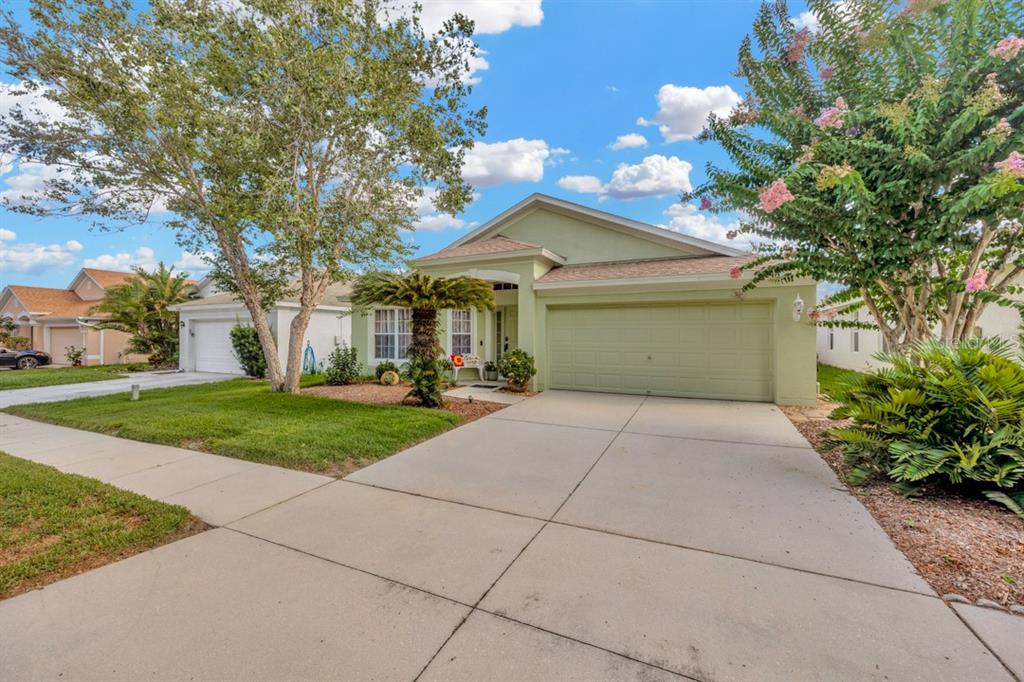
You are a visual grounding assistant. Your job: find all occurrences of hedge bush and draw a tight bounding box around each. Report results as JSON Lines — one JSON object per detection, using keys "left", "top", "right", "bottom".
{"left": 229, "top": 325, "right": 267, "bottom": 378}
{"left": 324, "top": 343, "right": 360, "bottom": 386}
{"left": 830, "top": 338, "right": 1024, "bottom": 520}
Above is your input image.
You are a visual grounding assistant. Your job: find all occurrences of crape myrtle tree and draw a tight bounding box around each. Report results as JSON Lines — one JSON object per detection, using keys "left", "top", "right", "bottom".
{"left": 0, "top": 0, "right": 486, "bottom": 392}
{"left": 351, "top": 272, "right": 494, "bottom": 407}
{"left": 689, "top": 0, "right": 1024, "bottom": 350}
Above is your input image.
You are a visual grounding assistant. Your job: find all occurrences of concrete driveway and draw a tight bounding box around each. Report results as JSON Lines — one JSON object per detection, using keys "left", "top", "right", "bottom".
{"left": 1, "top": 391, "right": 1019, "bottom": 681}
{"left": 0, "top": 370, "right": 238, "bottom": 408}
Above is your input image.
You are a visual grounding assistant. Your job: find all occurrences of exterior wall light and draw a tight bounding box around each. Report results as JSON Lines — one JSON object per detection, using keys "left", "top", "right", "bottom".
{"left": 793, "top": 294, "right": 804, "bottom": 322}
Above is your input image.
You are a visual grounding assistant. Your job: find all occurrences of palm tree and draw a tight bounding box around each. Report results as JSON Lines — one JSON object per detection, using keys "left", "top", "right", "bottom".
{"left": 92, "top": 263, "right": 195, "bottom": 366}
{"left": 351, "top": 271, "right": 495, "bottom": 407}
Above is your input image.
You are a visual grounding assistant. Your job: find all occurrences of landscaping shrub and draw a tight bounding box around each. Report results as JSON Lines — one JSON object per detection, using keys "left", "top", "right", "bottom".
{"left": 64, "top": 346, "right": 84, "bottom": 367}
{"left": 374, "top": 360, "right": 398, "bottom": 381}
{"left": 497, "top": 348, "right": 536, "bottom": 391}
{"left": 229, "top": 325, "right": 267, "bottom": 378}
{"left": 830, "top": 338, "right": 1024, "bottom": 519}
{"left": 324, "top": 343, "right": 360, "bottom": 386}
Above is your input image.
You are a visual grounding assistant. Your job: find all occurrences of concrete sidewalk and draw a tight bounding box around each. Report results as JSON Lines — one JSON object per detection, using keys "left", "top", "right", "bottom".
{"left": 0, "top": 413, "right": 330, "bottom": 526}
{"left": 1, "top": 392, "right": 1021, "bottom": 681}
{"left": 0, "top": 370, "right": 237, "bottom": 408}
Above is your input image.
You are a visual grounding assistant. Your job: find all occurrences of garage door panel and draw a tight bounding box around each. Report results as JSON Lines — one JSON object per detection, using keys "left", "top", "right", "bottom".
{"left": 548, "top": 303, "right": 773, "bottom": 402}
{"left": 193, "top": 320, "right": 245, "bottom": 375}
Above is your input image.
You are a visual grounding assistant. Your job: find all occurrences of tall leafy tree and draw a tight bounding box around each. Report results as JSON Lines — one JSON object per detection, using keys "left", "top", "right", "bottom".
{"left": 690, "top": 0, "right": 1024, "bottom": 349}
{"left": 0, "top": 0, "right": 486, "bottom": 392}
{"left": 351, "top": 272, "right": 494, "bottom": 407}
{"left": 92, "top": 263, "right": 194, "bottom": 366}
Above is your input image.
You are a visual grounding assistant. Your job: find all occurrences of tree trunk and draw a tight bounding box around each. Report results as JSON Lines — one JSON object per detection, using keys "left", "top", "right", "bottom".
{"left": 410, "top": 308, "right": 440, "bottom": 360}
{"left": 283, "top": 304, "right": 316, "bottom": 394}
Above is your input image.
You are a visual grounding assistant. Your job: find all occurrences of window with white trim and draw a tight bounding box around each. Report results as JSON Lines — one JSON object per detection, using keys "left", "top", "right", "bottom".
{"left": 374, "top": 308, "right": 412, "bottom": 360}
{"left": 852, "top": 330, "right": 860, "bottom": 352}
{"left": 451, "top": 310, "right": 472, "bottom": 356}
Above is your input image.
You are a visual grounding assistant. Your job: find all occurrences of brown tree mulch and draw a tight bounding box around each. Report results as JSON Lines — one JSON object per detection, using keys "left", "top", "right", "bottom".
{"left": 303, "top": 382, "right": 508, "bottom": 423}
{"left": 783, "top": 402, "right": 1024, "bottom": 608}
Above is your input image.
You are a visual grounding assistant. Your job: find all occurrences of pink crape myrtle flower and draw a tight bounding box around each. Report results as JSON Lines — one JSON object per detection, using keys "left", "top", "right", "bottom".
{"left": 991, "top": 36, "right": 1024, "bottom": 61}
{"left": 808, "top": 309, "right": 822, "bottom": 322}
{"left": 700, "top": 195, "right": 714, "bottom": 210}
{"left": 815, "top": 97, "right": 848, "bottom": 129}
{"left": 826, "top": 309, "right": 838, "bottom": 320}
{"left": 787, "top": 29, "right": 812, "bottom": 62}
{"left": 965, "top": 269, "right": 989, "bottom": 292}
{"left": 758, "top": 178, "right": 795, "bottom": 213}
{"left": 725, "top": 229, "right": 739, "bottom": 240}
{"left": 729, "top": 266, "right": 743, "bottom": 280}
{"left": 995, "top": 151, "right": 1024, "bottom": 177}
{"left": 819, "top": 65, "right": 835, "bottom": 80}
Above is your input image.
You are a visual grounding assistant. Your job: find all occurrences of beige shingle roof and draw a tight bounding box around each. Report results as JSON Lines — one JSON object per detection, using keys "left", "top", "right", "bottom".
{"left": 176, "top": 281, "right": 353, "bottom": 308}
{"left": 417, "top": 236, "right": 545, "bottom": 262}
{"left": 536, "top": 255, "right": 758, "bottom": 283}
{"left": 6, "top": 286, "right": 101, "bottom": 318}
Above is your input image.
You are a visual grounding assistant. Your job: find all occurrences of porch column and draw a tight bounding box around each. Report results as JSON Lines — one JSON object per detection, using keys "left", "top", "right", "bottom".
{"left": 516, "top": 283, "right": 535, "bottom": 358}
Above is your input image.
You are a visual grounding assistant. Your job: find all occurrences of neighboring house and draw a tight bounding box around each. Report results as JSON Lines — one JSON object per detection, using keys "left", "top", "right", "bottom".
{"left": 352, "top": 194, "right": 818, "bottom": 405}
{"left": 172, "top": 282, "right": 352, "bottom": 375}
{"left": 0, "top": 268, "right": 148, "bottom": 366}
{"left": 816, "top": 280, "right": 1023, "bottom": 371}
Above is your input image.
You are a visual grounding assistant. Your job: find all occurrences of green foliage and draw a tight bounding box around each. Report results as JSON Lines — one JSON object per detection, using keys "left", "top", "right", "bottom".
{"left": 375, "top": 360, "right": 399, "bottom": 381}
{"left": 63, "top": 346, "right": 84, "bottom": 367}
{"left": 1, "top": 335, "right": 30, "bottom": 350}
{"left": 324, "top": 343, "right": 360, "bottom": 386}
{"left": 1, "top": 0, "right": 487, "bottom": 393}
{"left": 484, "top": 360, "right": 498, "bottom": 373}
{"left": 817, "top": 363, "right": 864, "bottom": 402}
{"left": 351, "top": 272, "right": 495, "bottom": 407}
{"left": 497, "top": 349, "right": 537, "bottom": 389}
{"left": 694, "top": 0, "right": 1024, "bottom": 349}
{"left": 92, "top": 263, "right": 194, "bottom": 368}
{"left": 830, "top": 338, "right": 1024, "bottom": 518}
{"left": 229, "top": 325, "right": 267, "bottom": 379}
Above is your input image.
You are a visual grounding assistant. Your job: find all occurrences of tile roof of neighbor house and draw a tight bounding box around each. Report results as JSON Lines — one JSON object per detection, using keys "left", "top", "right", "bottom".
{"left": 536, "top": 254, "right": 759, "bottom": 283}
{"left": 6, "top": 285, "right": 101, "bottom": 318}
{"left": 81, "top": 268, "right": 138, "bottom": 288}
{"left": 416, "top": 236, "right": 546, "bottom": 261}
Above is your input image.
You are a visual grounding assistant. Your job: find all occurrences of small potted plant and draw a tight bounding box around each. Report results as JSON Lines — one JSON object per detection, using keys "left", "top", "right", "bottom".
{"left": 496, "top": 349, "right": 536, "bottom": 392}
{"left": 483, "top": 360, "right": 499, "bottom": 381}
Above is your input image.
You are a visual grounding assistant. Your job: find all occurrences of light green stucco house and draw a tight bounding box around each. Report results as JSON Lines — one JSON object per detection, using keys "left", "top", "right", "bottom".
{"left": 351, "top": 194, "right": 817, "bottom": 405}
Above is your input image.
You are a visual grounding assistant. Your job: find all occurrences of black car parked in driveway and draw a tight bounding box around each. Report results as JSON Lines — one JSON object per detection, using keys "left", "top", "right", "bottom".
{"left": 0, "top": 348, "right": 52, "bottom": 369}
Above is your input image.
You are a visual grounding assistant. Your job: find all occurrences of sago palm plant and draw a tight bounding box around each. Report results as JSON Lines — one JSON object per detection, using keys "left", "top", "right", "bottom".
{"left": 830, "top": 337, "right": 1024, "bottom": 520}
{"left": 351, "top": 272, "right": 494, "bottom": 407}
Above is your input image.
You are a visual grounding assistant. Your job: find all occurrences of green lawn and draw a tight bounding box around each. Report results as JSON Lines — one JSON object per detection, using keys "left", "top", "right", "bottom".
{"left": 0, "top": 452, "right": 197, "bottom": 599}
{"left": 6, "top": 378, "right": 462, "bottom": 474}
{"left": 817, "top": 363, "right": 865, "bottom": 402}
{"left": 0, "top": 363, "right": 150, "bottom": 391}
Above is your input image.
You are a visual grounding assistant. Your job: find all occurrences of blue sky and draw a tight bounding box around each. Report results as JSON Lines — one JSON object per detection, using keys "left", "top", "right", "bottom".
{"left": 0, "top": 0, "right": 814, "bottom": 289}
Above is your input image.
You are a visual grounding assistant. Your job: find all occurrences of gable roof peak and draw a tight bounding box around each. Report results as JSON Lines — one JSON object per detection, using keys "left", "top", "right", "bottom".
{"left": 448, "top": 193, "right": 746, "bottom": 257}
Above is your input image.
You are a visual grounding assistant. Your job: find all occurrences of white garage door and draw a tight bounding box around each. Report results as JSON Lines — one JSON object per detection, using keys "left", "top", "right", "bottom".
{"left": 192, "top": 320, "right": 245, "bottom": 374}
{"left": 547, "top": 303, "right": 774, "bottom": 402}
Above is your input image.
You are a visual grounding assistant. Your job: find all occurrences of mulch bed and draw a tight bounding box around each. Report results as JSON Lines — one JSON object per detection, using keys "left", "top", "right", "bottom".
{"left": 303, "top": 382, "right": 508, "bottom": 423}
{"left": 783, "top": 402, "right": 1024, "bottom": 608}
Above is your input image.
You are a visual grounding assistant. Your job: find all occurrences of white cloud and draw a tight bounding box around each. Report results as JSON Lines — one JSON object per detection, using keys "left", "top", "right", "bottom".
{"left": 65, "top": 240, "right": 83, "bottom": 252}
{"left": 606, "top": 85, "right": 620, "bottom": 93}
{"left": 413, "top": 0, "right": 543, "bottom": 35}
{"left": 0, "top": 161, "right": 67, "bottom": 205}
{"left": 610, "top": 133, "right": 648, "bottom": 150}
{"left": 602, "top": 155, "right": 693, "bottom": 200}
{"left": 464, "top": 50, "right": 490, "bottom": 85}
{"left": 412, "top": 214, "right": 467, "bottom": 232}
{"left": 462, "top": 138, "right": 552, "bottom": 187}
{"left": 0, "top": 81, "right": 69, "bottom": 125}
{"left": 174, "top": 251, "right": 213, "bottom": 276}
{"left": 556, "top": 155, "right": 694, "bottom": 201}
{"left": 0, "top": 228, "right": 15, "bottom": 241}
{"left": 638, "top": 84, "right": 742, "bottom": 143}
{"left": 0, "top": 239, "right": 83, "bottom": 275}
{"left": 83, "top": 246, "right": 157, "bottom": 272}
{"left": 661, "top": 203, "right": 754, "bottom": 248}
{"left": 792, "top": 10, "right": 820, "bottom": 32}
{"left": 557, "top": 175, "right": 603, "bottom": 194}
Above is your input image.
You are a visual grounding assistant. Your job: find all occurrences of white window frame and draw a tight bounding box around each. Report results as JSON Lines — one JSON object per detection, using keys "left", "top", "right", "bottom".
{"left": 373, "top": 308, "right": 412, "bottom": 362}
{"left": 447, "top": 309, "right": 474, "bottom": 357}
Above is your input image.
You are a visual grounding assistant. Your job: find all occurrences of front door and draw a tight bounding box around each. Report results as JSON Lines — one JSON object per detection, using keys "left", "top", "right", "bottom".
{"left": 495, "top": 307, "right": 518, "bottom": 359}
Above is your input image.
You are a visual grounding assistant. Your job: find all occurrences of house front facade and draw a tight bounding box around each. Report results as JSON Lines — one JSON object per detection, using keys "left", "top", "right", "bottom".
{"left": 0, "top": 268, "right": 148, "bottom": 366}
{"left": 353, "top": 194, "right": 818, "bottom": 405}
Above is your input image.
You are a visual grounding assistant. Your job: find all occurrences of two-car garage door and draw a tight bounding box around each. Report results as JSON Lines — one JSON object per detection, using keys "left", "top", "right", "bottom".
{"left": 547, "top": 302, "right": 774, "bottom": 402}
